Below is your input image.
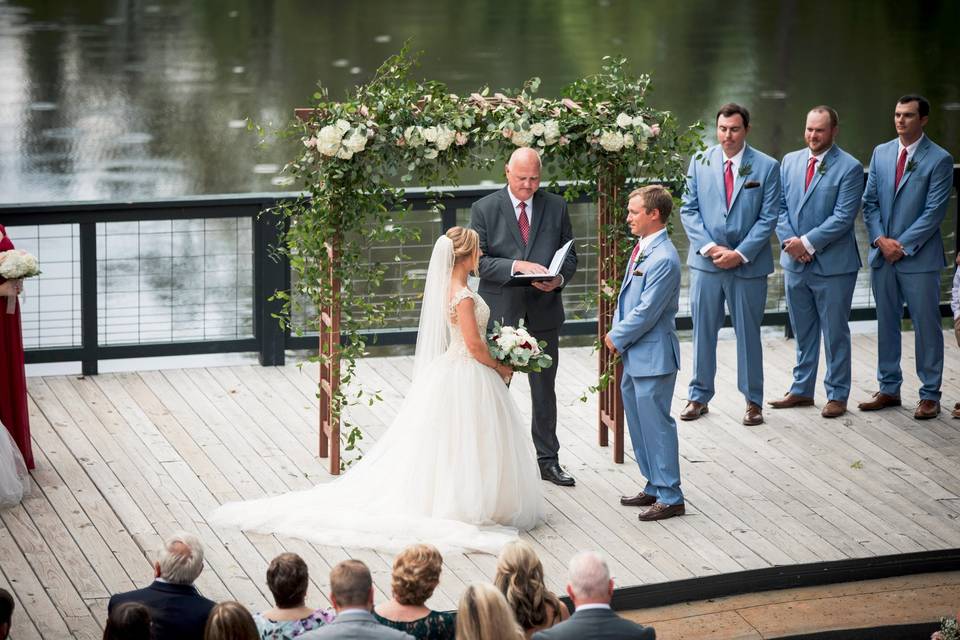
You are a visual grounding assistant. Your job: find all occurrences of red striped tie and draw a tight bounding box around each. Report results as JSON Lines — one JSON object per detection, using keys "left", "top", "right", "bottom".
{"left": 724, "top": 160, "right": 734, "bottom": 209}
{"left": 894, "top": 148, "right": 908, "bottom": 190}
{"left": 518, "top": 201, "right": 529, "bottom": 244}
{"left": 805, "top": 157, "right": 817, "bottom": 191}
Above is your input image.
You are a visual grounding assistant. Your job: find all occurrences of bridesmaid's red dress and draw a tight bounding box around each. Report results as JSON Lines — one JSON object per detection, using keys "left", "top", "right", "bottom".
{"left": 0, "top": 224, "right": 34, "bottom": 469}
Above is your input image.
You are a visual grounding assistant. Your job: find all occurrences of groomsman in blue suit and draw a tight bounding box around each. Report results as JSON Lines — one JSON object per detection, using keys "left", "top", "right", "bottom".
{"left": 770, "top": 106, "right": 865, "bottom": 419}
{"left": 605, "top": 185, "right": 684, "bottom": 521}
{"left": 680, "top": 103, "right": 781, "bottom": 426}
{"left": 858, "top": 95, "right": 955, "bottom": 419}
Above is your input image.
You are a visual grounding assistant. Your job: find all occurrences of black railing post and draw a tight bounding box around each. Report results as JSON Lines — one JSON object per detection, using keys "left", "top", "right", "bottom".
{"left": 253, "top": 203, "right": 287, "bottom": 366}
{"left": 79, "top": 221, "right": 99, "bottom": 375}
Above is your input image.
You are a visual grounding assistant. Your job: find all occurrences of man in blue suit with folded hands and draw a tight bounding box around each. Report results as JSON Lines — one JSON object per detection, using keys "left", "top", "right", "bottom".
{"left": 770, "top": 106, "right": 864, "bottom": 419}
{"left": 605, "top": 184, "right": 684, "bottom": 521}
{"left": 858, "top": 94, "right": 954, "bottom": 419}
{"left": 679, "top": 103, "right": 781, "bottom": 426}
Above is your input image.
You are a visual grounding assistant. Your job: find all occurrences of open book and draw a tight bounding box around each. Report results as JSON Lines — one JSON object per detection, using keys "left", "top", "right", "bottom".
{"left": 505, "top": 239, "right": 574, "bottom": 287}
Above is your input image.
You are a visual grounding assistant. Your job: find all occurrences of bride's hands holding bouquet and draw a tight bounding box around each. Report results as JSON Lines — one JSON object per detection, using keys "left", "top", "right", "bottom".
{"left": 488, "top": 320, "right": 554, "bottom": 381}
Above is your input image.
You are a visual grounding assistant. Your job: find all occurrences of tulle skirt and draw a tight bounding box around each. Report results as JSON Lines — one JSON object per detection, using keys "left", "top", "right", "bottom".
{"left": 0, "top": 422, "right": 29, "bottom": 509}
{"left": 209, "top": 351, "right": 544, "bottom": 553}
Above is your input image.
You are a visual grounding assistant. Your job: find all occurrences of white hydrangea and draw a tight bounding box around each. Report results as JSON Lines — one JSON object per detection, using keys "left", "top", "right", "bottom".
{"left": 434, "top": 125, "right": 456, "bottom": 150}
{"left": 616, "top": 112, "right": 633, "bottom": 129}
{"left": 342, "top": 130, "right": 368, "bottom": 154}
{"left": 0, "top": 250, "right": 39, "bottom": 279}
{"left": 599, "top": 130, "right": 624, "bottom": 152}
{"left": 335, "top": 119, "right": 351, "bottom": 134}
{"left": 336, "top": 147, "right": 354, "bottom": 160}
{"left": 316, "top": 124, "right": 344, "bottom": 157}
{"left": 423, "top": 148, "right": 439, "bottom": 160}
{"left": 543, "top": 119, "right": 561, "bottom": 144}
{"left": 511, "top": 129, "right": 534, "bottom": 147}
{"left": 422, "top": 126, "right": 439, "bottom": 143}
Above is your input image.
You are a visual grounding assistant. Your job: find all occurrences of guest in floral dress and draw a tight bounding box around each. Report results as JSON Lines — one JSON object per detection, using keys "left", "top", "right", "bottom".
{"left": 255, "top": 553, "right": 335, "bottom": 639}
{"left": 373, "top": 544, "right": 455, "bottom": 640}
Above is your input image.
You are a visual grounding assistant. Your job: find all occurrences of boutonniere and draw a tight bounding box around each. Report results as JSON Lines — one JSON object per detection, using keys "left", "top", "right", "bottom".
{"left": 632, "top": 252, "right": 647, "bottom": 276}
{"left": 905, "top": 158, "right": 917, "bottom": 173}
{"left": 738, "top": 163, "right": 752, "bottom": 177}
{"left": 817, "top": 159, "right": 829, "bottom": 175}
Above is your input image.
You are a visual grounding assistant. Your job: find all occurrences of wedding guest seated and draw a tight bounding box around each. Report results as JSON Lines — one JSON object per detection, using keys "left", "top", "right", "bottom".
{"left": 299, "top": 560, "right": 413, "bottom": 639}
{"left": 103, "top": 602, "right": 152, "bottom": 640}
{"left": 532, "top": 551, "right": 655, "bottom": 639}
{"left": 0, "top": 588, "right": 13, "bottom": 640}
{"left": 455, "top": 583, "right": 524, "bottom": 640}
{"left": 205, "top": 601, "right": 259, "bottom": 640}
{"left": 108, "top": 531, "right": 215, "bottom": 640}
{"left": 255, "top": 553, "right": 334, "bottom": 638}
{"left": 373, "top": 544, "right": 455, "bottom": 640}
{"left": 494, "top": 540, "right": 569, "bottom": 637}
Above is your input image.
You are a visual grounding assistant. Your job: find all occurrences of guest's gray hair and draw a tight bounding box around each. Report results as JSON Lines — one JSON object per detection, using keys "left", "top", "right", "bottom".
{"left": 567, "top": 551, "right": 611, "bottom": 600}
{"left": 157, "top": 531, "right": 204, "bottom": 585}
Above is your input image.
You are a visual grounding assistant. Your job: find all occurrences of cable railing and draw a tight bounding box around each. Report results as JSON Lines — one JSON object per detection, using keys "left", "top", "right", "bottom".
{"left": 1, "top": 170, "right": 957, "bottom": 374}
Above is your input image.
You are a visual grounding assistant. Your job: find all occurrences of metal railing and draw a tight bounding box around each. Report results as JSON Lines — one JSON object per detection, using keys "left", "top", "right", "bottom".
{"left": 1, "top": 169, "right": 957, "bottom": 374}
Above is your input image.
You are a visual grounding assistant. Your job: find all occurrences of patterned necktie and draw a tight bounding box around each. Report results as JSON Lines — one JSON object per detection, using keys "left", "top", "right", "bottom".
{"left": 805, "top": 156, "right": 817, "bottom": 191}
{"left": 724, "top": 160, "right": 734, "bottom": 209}
{"left": 629, "top": 241, "right": 641, "bottom": 267}
{"left": 894, "top": 148, "right": 908, "bottom": 190}
{"left": 518, "top": 201, "right": 529, "bottom": 244}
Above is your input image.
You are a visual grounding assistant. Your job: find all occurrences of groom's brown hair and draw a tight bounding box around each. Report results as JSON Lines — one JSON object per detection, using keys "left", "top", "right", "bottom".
{"left": 629, "top": 185, "right": 673, "bottom": 223}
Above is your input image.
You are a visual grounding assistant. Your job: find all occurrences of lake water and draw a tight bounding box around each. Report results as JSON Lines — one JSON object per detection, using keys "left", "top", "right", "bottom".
{"left": 1, "top": 0, "right": 957, "bottom": 349}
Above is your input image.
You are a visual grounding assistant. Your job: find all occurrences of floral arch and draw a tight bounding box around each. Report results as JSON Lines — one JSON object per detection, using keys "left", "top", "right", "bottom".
{"left": 277, "top": 49, "right": 703, "bottom": 472}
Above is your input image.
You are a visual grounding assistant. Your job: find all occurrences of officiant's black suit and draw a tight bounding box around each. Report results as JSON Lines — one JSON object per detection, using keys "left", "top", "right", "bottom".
{"left": 470, "top": 186, "right": 577, "bottom": 466}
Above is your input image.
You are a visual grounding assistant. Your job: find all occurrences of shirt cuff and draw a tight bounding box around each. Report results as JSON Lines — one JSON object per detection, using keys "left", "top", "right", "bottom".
{"left": 735, "top": 250, "right": 749, "bottom": 263}
{"left": 800, "top": 235, "right": 816, "bottom": 255}
{"left": 557, "top": 274, "right": 565, "bottom": 287}
{"left": 511, "top": 260, "right": 518, "bottom": 275}
{"left": 699, "top": 241, "right": 717, "bottom": 256}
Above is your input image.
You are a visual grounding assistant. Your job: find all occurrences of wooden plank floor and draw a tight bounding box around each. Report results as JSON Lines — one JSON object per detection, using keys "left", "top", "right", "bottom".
{"left": 3, "top": 330, "right": 960, "bottom": 638}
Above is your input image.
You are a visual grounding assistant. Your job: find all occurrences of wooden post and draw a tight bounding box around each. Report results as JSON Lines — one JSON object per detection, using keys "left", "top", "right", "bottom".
{"left": 596, "top": 168, "right": 625, "bottom": 463}
{"left": 318, "top": 237, "right": 341, "bottom": 474}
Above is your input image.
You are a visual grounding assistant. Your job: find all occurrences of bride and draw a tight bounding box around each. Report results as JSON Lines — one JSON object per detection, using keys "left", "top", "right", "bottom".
{"left": 209, "top": 227, "right": 543, "bottom": 553}
{"left": 0, "top": 419, "right": 29, "bottom": 509}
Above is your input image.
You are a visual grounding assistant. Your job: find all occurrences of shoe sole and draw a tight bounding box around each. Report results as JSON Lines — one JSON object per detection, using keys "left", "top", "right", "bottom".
{"left": 638, "top": 507, "right": 685, "bottom": 521}
{"left": 914, "top": 413, "right": 940, "bottom": 420}
{"left": 768, "top": 399, "right": 815, "bottom": 409}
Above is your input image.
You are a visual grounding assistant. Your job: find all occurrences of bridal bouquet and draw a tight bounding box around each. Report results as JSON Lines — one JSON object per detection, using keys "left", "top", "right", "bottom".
{"left": 488, "top": 320, "right": 553, "bottom": 373}
{"left": 0, "top": 249, "right": 40, "bottom": 280}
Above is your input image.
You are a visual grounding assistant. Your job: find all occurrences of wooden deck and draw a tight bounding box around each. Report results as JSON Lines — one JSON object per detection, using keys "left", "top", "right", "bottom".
{"left": 3, "top": 330, "right": 960, "bottom": 639}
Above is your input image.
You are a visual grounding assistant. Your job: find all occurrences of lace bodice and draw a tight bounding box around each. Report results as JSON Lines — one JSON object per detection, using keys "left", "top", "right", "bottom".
{"left": 447, "top": 287, "right": 489, "bottom": 357}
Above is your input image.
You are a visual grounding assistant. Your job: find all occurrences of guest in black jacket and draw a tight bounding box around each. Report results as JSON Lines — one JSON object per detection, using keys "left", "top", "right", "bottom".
{"left": 108, "top": 531, "right": 215, "bottom": 640}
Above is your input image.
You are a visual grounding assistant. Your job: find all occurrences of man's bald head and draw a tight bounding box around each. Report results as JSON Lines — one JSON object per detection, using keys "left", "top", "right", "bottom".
{"left": 505, "top": 147, "right": 542, "bottom": 201}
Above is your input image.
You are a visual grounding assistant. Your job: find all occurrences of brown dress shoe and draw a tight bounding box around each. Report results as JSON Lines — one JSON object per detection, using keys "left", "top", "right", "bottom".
{"left": 620, "top": 492, "right": 656, "bottom": 507}
{"left": 914, "top": 399, "right": 940, "bottom": 420}
{"left": 768, "top": 393, "right": 815, "bottom": 409}
{"left": 952, "top": 402, "right": 960, "bottom": 419}
{"left": 743, "top": 402, "right": 763, "bottom": 426}
{"left": 857, "top": 392, "right": 901, "bottom": 411}
{"left": 821, "top": 400, "right": 847, "bottom": 418}
{"left": 680, "top": 401, "right": 708, "bottom": 421}
{"left": 638, "top": 502, "right": 685, "bottom": 521}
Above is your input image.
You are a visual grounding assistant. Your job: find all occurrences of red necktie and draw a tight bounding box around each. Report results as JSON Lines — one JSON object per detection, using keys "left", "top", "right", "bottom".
{"left": 805, "top": 157, "right": 817, "bottom": 191}
{"left": 629, "top": 241, "right": 641, "bottom": 267}
{"left": 518, "top": 201, "right": 529, "bottom": 244}
{"left": 894, "top": 148, "right": 908, "bottom": 190}
{"left": 724, "top": 160, "right": 734, "bottom": 209}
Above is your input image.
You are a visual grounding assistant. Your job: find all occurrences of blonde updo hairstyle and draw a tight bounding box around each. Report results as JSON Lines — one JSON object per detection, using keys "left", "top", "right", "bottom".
{"left": 445, "top": 226, "right": 479, "bottom": 271}
{"left": 494, "top": 539, "right": 563, "bottom": 630}
{"left": 455, "top": 582, "right": 524, "bottom": 640}
{"left": 391, "top": 543, "right": 443, "bottom": 606}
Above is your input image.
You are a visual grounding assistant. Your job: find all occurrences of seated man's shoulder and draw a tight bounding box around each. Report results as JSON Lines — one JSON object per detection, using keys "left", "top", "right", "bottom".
{"left": 533, "top": 611, "right": 655, "bottom": 640}
{"left": 298, "top": 621, "right": 414, "bottom": 640}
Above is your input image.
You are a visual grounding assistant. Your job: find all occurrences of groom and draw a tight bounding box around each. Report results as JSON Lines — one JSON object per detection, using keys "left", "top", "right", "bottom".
{"left": 605, "top": 185, "right": 684, "bottom": 521}
{"left": 471, "top": 147, "right": 578, "bottom": 487}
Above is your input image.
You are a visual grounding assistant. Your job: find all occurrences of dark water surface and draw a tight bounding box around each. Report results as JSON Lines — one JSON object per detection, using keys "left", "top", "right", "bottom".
{"left": 2, "top": 0, "right": 959, "bottom": 202}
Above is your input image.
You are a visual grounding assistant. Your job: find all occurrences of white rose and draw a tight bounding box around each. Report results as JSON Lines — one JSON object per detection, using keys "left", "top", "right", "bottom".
{"left": 335, "top": 119, "right": 351, "bottom": 133}
{"left": 423, "top": 148, "right": 439, "bottom": 159}
{"left": 599, "top": 130, "right": 624, "bottom": 152}
{"left": 422, "top": 126, "right": 438, "bottom": 143}
{"left": 511, "top": 129, "right": 534, "bottom": 147}
{"left": 632, "top": 115, "right": 645, "bottom": 128}
{"left": 529, "top": 122, "right": 546, "bottom": 137}
{"left": 616, "top": 112, "right": 632, "bottom": 129}
{"left": 455, "top": 131, "right": 469, "bottom": 146}
{"left": 342, "top": 130, "right": 367, "bottom": 154}
{"left": 435, "top": 126, "right": 456, "bottom": 150}
{"left": 543, "top": 119, "right": 560, "bottom": 140}
{"left": 317, "top": 124, "right": 343, "bottom": 157}
{"left": 336, "top": 147, "right": 354, "bottom": 160}
{"left": 623, "top": 133, "right": 635, "bottom": 148}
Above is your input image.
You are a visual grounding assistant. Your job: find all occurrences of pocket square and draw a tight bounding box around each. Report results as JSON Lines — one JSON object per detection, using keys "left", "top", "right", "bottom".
{"left": 744, "top": 181, "right": 761, "bottom": 189}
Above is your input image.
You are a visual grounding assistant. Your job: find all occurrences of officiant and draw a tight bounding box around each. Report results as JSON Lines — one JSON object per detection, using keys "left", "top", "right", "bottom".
{"left": 470, "top": 147, "right": 578, "bottom": 487}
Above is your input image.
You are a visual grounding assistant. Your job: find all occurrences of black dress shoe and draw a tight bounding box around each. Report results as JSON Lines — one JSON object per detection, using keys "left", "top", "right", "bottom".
{"left": 540, "top": 462, "right": 575, "bottom": 487}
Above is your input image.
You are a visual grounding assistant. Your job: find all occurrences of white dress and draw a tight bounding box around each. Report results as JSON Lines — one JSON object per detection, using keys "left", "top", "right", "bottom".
{"left": 209, "top": 287, "right": 543, "bottom": 553}
{"left": 0, "top": 422, "right": 29, "bottom": 509}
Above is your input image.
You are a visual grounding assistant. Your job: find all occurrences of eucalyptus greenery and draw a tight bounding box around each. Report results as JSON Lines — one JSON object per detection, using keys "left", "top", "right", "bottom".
{"left": 273, "top": 48, "right": 703, "bottom": 465}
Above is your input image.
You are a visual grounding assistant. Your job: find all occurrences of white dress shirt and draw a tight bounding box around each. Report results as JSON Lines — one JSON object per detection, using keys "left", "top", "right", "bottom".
{"left": 631, "top": 228, "right": 667, "bottom": 269}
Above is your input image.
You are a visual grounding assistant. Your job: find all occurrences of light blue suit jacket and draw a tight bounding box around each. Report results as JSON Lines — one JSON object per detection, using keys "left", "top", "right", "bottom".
{"left": 862, "top": 136, "right": 954, "bottom": 273}
{"left": 608, "top": 232, "right": 681, "bottom": 378}
{"left": 681, "top": 144, "right": 781, "bottom": 278}
{"left": 776, "top": 144, "right": 864, "bottom": 275}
